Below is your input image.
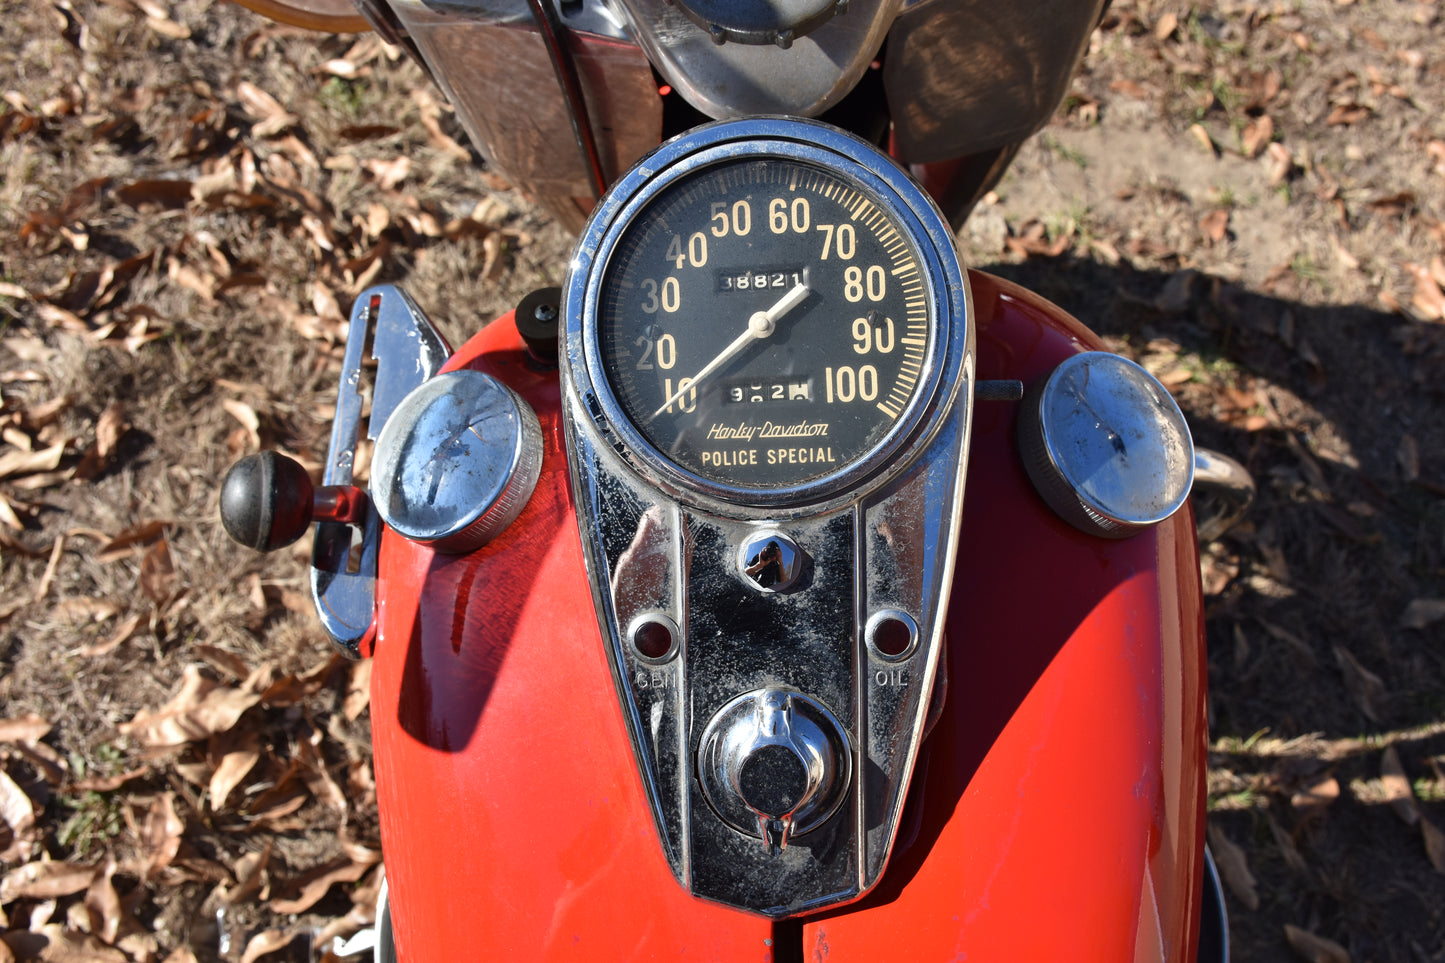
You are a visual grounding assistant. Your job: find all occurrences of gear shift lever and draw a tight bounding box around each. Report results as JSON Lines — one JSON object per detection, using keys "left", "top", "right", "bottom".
{"left": 219, "top": 450, "right": 368, "bottom": 552}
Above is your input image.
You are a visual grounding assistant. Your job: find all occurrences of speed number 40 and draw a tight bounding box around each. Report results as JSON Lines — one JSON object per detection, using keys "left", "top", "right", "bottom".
{"left": 659, "top": 196, "right": 887, "bottom": 307}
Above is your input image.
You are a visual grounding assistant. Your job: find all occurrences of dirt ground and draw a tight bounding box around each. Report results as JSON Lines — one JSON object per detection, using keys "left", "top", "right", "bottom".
{"left": 1, "top": 0, "right": 1443, "bottom": 959}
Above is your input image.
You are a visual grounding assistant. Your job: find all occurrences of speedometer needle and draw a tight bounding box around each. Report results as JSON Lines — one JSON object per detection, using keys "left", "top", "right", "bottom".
{"left": 649, "top": 281, "right": 811, "bottom": 422}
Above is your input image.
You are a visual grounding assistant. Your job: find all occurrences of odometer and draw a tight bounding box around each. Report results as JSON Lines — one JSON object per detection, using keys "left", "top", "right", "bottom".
{"left": 597, "top": 157, "right": 930, "bottom": 491}
{"left": 568, "top": 119, "right": 966, "bottom": 508}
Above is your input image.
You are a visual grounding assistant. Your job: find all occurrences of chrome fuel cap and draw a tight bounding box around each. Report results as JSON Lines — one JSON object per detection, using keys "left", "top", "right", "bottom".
{"left": 697, "top": 688, "right": 851, "bottom": 855}
{"left": 1018, "top": 352, "right": 1194, "bottom": 539}
{"left": 371, "top": 369, "right": 542, "bottom": 554}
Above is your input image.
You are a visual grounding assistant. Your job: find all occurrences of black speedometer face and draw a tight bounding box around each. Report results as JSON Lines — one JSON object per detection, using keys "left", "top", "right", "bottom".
{"left": 597, "top": 158, "right": 933, "bottom": 490}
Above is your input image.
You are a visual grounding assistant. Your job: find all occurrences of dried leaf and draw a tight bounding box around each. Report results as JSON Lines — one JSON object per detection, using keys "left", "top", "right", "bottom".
{"left": 71, "top": 401, "right": 129, "bottom": 481}
{"left": 145, "top": 12, "right": 190, "bottom": 39}
{"left": 34, "top": 535, "right": 65, "bottom": 603}
{"left": 53, "top": 597, "right": 120, "bottom": 624}
{"left": 1325, "top": 103, "right": 1371, "bottom": 126}
{"left": 118, "top": 665, "right": 262, "bottom": 748}
{"left": 240, "top": 929, "right": 298, "bottom": 963}
{"left": 0, "top": 443, "right": 64, "bottom": 480}
{"left": 1154, "top": 11, "right": 1178, "bottom": 39}
{"left": 1422, "top": 818, "right": 1445, "bottom": 873}
{"left": 25, "top": 923, "right": 129, "bottom": 962}
{"left": 0, "top": 860, "right": 98, "bottom": 902}
{"left": 8, "top": 742, "right": 64, "bottom": 788}
{"left": 1381, "top": 746, "right": 1419, "bottom": 826}
{"left": 1266, "top": 142, "right": 1294, "bottom": 184}
{"left": 269, "top": 858, "right": 370, "bottom": 914}
{"left": 363, "top": 156, "right": 409, "bottom": 192}
{"left": 1333, "top": 644, "right": 1385, "bottom": 722}
{"left": 95, "top": 520, "right": 169, "bottom": 561}
{"left": 1200, "top": 208, "right": 1230, "bottom": 244}
{"left": 139, "top": 538, "right": 176, "bottom": 605}
{"left": 343, "top": 661, "right": 372, "bottom": 721}
{"left": 1284, "top": 924, "right": 1351, "bottom": 963}
{"left": 258, "top": 657, "right": 340, "bottom": 707}
{"left": 1427, "top": 140, "right": 1445, "bottom": 178}
{"left": 113, "top": 179, "right": 193, "bottom": 212}
{"left": 413, "top": 89, "right": 470, "bottom": 162}
{"left": 84, "top": 857, "right": 122, "bottom": 945}
{"left": 1400, "top": 599, "right": 1445, "bottom": 630}
{"left": 78, "top": 613, "right": 142, "bottom": 657}
{"left": 1397, "top": 434, "right": 1420, "bottom": 483}
{"left": 4, "top": 342, "right": 55, "bottom": 372}
{"left": 209, "top": 730, "right": 260, "bottom": 810}
{"left": 1330, "top": 236, "right": 1359, "bottom": 271}
{"left": 69, "top": 766, "right": 149, "bottom": 793}
{"left": 223, "top": 843, "right": 273, "bottom": 905}
{"left": 0, "top": 715, "right": 52, "bottom": 744}
{"left": 192, "top": 644, "right": 251, "bottom": 681}
{"left": 0, "top": 769, "right": 38, "bottom": 862}
{"left": 222, "top": 399, "right": 261, "bottom": 452}
{"left": 168, "top": 259, "right": 216, "bottom": 302}
{"left": 27, "top": 897, "right": 55, "bottom": 930}
{"left": 236, "top": 82, "right": 296, "bottom": 138}
{"left": 1206, "top": 823, "right": 1259, "bottom": 910}
{"left": 338, "top": 836, "right": 381, "bottom": 867}
{"left": 298, "top": 732, "right": 347, "bottom": 816}
{"left": 1241, "top": 115, "right": 1274, "bottom": 158}
{"left": 1407, "top": 262, "right": 1445, "bottom": 320}
{"left": 139, "top": 793, "right": 184, "bottom": 880}
{"left": 246, "top": 786, "right": 308, "bottom": 827}
{"left": 1189, "top": 123, "right": 1216, "bottom": 154}
{"left": 1291, "top": 774, "right": 1340, "bottom": 814}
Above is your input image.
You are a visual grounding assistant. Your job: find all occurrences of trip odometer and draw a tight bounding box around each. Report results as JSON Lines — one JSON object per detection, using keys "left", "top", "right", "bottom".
{"left": 567, "top": 118, "right": 970, "bottom": 507}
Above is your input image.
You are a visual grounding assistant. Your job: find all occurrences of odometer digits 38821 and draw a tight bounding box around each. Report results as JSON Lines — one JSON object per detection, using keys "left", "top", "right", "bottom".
{"left": 571, "top": 120, "right": 961, "bottom": 506}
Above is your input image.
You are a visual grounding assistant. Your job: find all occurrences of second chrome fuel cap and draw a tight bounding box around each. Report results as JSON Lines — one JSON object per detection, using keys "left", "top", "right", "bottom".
{"left": 371, "top": 369, "right": 543, "bottom": 554}
{"left": 1018, "top": 352, "right": 1194, "bottom": 539}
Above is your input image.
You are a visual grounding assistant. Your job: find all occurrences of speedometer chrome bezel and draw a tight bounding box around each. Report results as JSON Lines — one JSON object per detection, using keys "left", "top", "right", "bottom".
{"left": 564, "top": 117, "right": 971, "bottom": 511}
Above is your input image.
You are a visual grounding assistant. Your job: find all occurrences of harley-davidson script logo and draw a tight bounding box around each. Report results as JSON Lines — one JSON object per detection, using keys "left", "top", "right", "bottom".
{"left": 705, "top": 420, "right": 830, "bottom": 442}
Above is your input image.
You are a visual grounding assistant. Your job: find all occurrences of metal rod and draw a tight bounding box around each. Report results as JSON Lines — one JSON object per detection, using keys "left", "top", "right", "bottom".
{"left": 525, "top": 0, "right": 608, "bottom": 199}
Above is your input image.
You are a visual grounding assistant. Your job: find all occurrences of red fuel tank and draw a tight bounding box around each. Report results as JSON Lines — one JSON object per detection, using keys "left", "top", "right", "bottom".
{"left": 368, "top": 271, "right": 1207, "bottom": 960}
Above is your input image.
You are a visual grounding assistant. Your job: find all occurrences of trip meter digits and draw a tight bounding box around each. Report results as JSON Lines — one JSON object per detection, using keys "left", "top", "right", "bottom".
{"left": 572, "top": 119, "right": 962, "bottom": 506}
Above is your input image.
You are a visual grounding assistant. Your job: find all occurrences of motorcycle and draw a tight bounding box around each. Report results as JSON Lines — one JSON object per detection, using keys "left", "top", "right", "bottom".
{"left": 216, "top": 0, "right": 1251, "bottom": 958}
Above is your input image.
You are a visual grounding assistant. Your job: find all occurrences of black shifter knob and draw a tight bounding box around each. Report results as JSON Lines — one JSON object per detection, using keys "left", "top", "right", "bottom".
{"left": 220, "top": 451, "right": 317, "bottom": 552}
{"left": 221, "top": 451, "right": 370, "bottom": 553}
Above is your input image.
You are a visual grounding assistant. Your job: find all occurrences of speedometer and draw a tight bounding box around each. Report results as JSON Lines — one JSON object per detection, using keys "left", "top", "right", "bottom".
{"left": 568, "top": 118, "right": 966, "bottom": 508}
{"left": 597, "top": 157, "right": 931, "bottom": 490}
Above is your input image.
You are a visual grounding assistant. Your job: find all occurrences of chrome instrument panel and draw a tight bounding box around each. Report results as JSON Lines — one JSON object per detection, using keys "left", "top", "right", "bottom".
{"left": 560, "top": 119, "right": 974, "bottom": 916}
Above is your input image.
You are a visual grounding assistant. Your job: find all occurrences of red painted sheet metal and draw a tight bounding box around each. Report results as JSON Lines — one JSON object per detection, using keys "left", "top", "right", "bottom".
{"left": 369, "top": 314, "right": 775, "bottom": 961}
{"left": 804, "top": 274, "right": 1207, "bottom": 960}
{"left": 368, "top": 273, "right": 1207, "bottom": 959}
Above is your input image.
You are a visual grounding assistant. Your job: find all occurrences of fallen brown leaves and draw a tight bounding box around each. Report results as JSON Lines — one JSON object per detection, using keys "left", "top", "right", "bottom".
{"left": 0, "top": 650, "right": 379, "bottom": 958}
